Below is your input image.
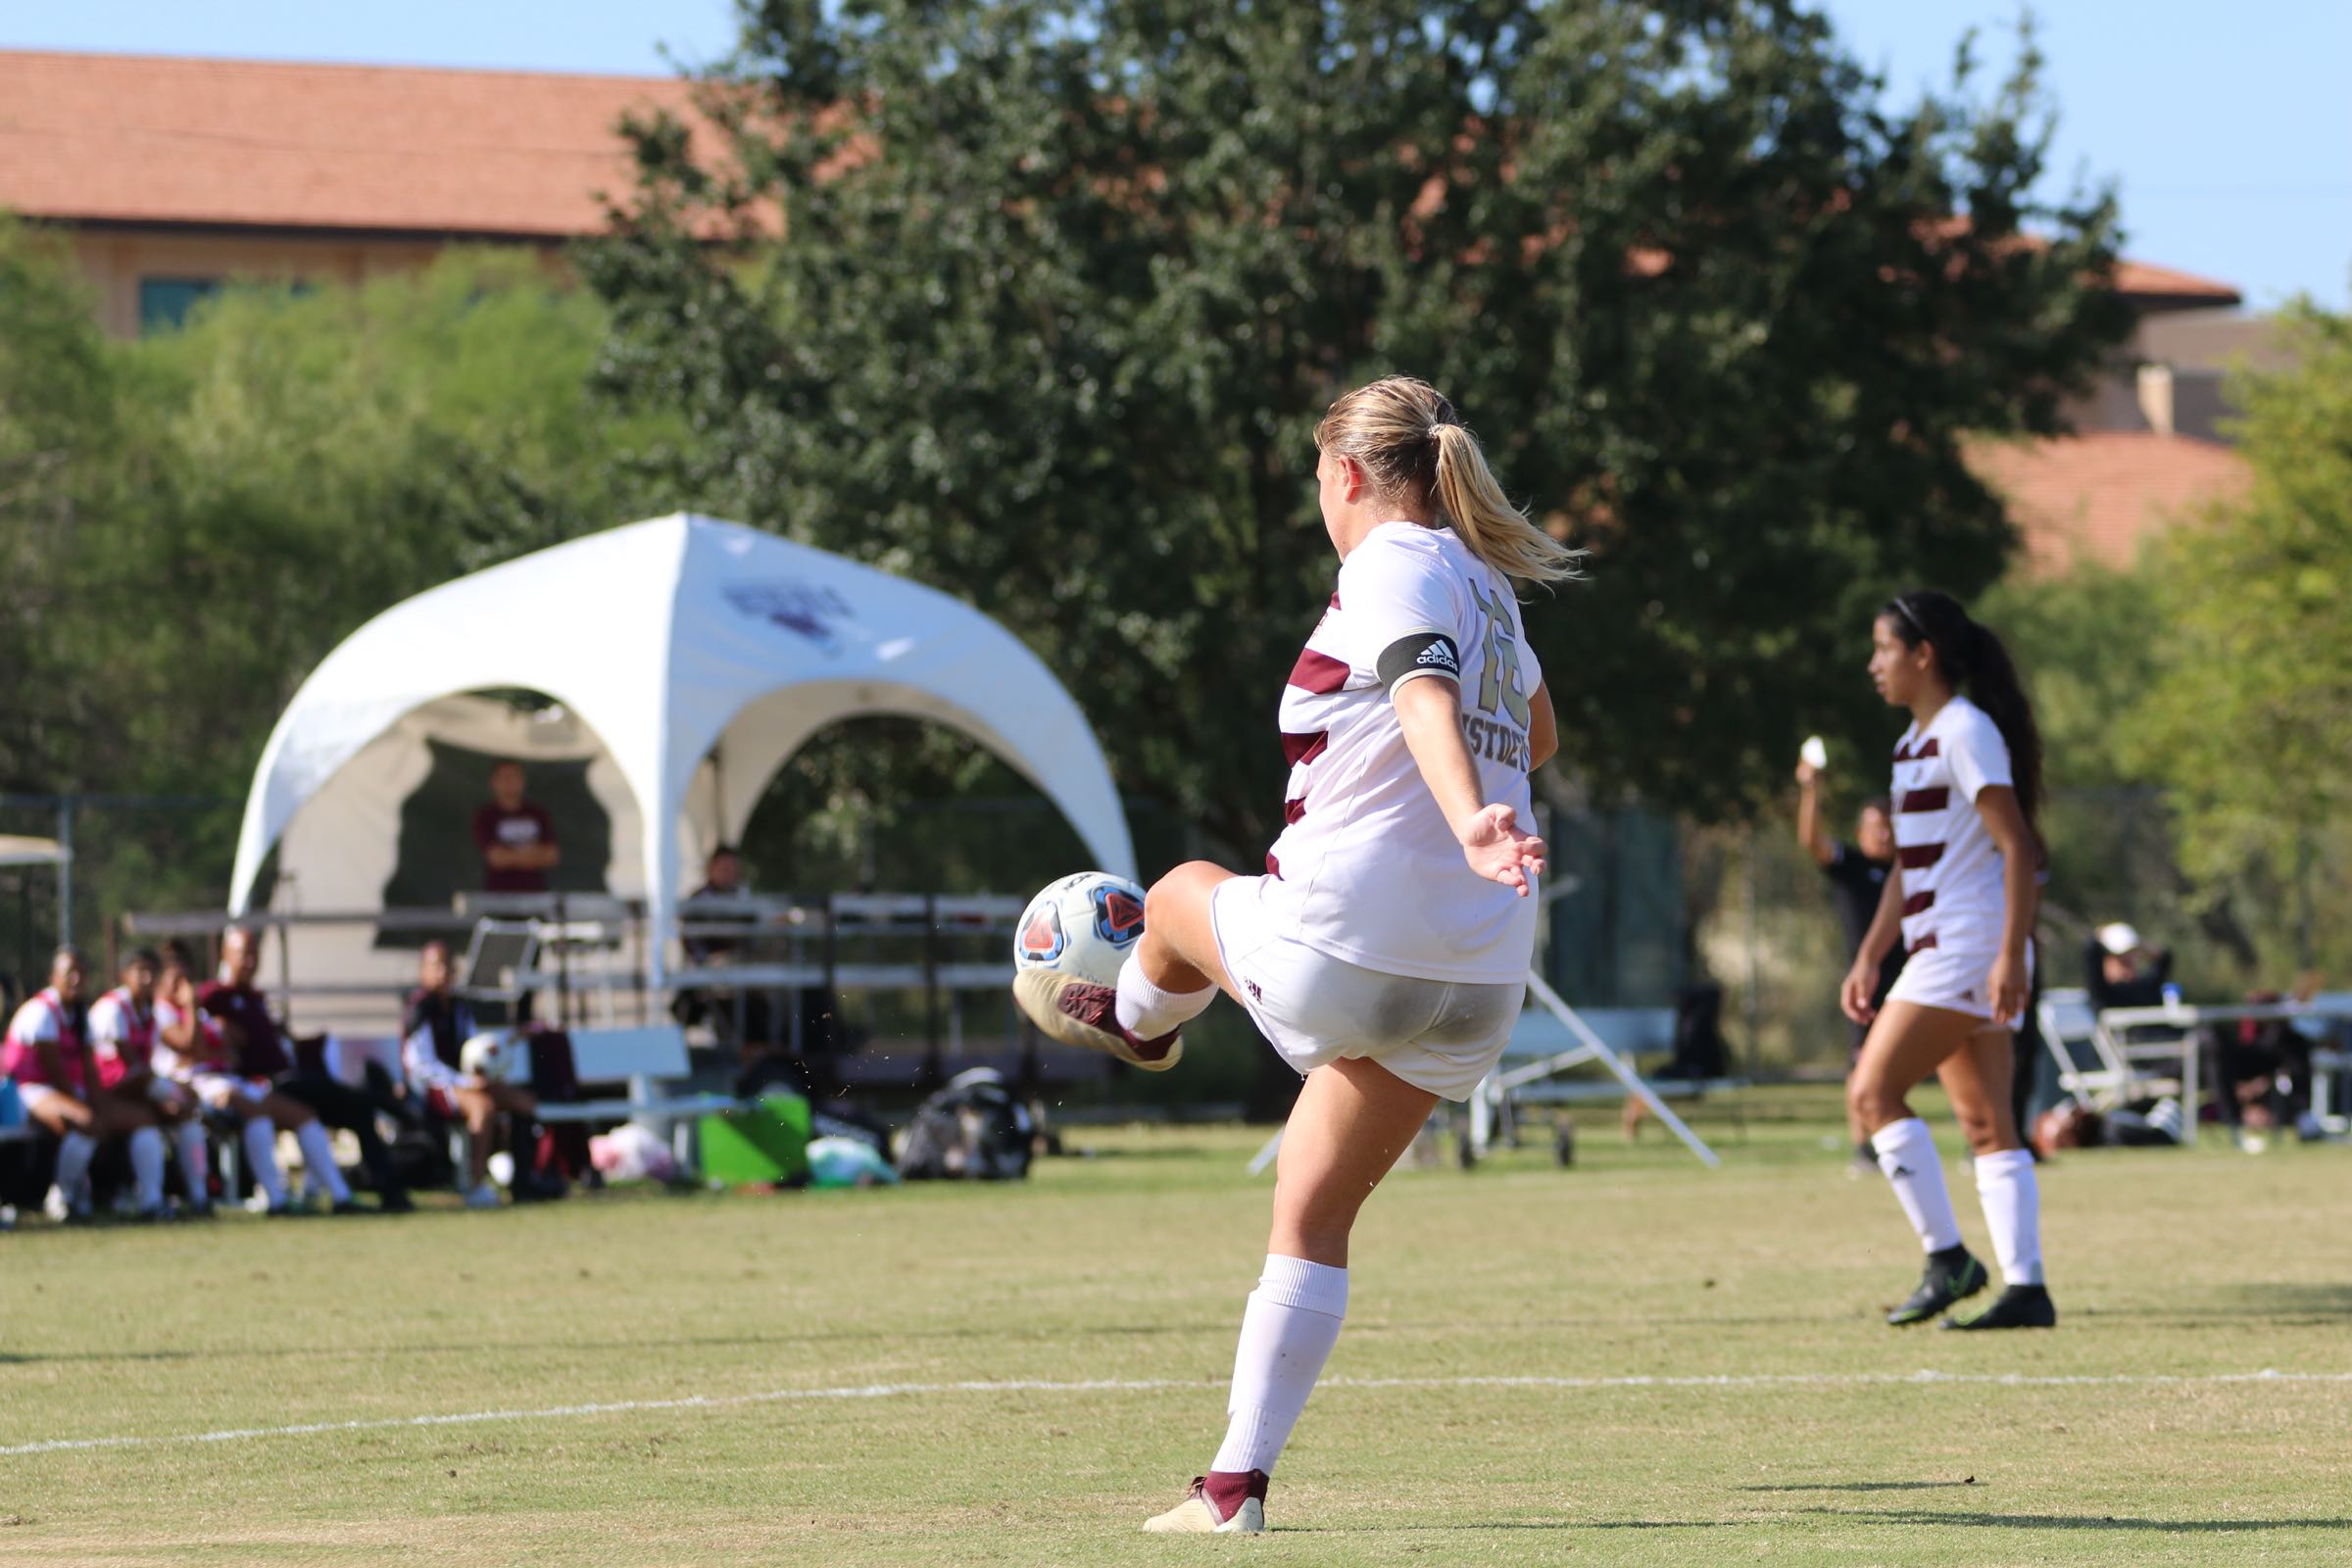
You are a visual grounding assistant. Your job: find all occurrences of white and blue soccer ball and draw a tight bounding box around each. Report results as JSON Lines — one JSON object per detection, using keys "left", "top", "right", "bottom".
{"left": 1013, "top": 871, "right": 1148, "bottom": 986}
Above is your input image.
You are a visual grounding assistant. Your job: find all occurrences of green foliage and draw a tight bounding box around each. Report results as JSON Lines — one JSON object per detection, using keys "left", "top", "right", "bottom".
{"left": 2119, "top": 299, "right": 2352, "bottom": 972}
{"left": 586, "top": 0, "right": 2130, "bottom": 856}
{"left": 0, "top": 234, "right": 698, "bottom": 927}
{"left": 2133, "top": 300, "right": 2352, "bottom": 886}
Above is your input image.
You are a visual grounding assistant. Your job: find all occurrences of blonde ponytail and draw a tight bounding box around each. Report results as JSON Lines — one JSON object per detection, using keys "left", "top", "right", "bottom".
{"left": 1314, "top": 375, "right": 1582, "bottom": 587}
{"left": 1430, "top": 421, "right": 1583, "bottom": 586}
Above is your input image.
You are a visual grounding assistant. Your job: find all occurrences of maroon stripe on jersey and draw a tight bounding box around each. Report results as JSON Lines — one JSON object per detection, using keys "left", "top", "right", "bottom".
{"left": 1282, "top": 798, "right": 1307, "bottom": 825}
{"left": 1265, "top": 852, "right": 1282, "bottom": 878}
{"left": 1903, "top": 890, "right": 1936, "bottom": 916}
{"left": 1909, "top": 932, "right": 1939, "bottom": 955}
{"left": 1281, "top": 730, "right": 1328, "bottom": 766}
{"left": 1900, "top": 787, "right": 1949, "bottom": 813}
{"left": 1288, "top": 648, "right": 1349, "bottom": 694}
{"left": 1898, "top": 843, "right": 1944, "bottom": 870}
{"left": 1891, "top": 737, "right": 1942, "bottom": 763}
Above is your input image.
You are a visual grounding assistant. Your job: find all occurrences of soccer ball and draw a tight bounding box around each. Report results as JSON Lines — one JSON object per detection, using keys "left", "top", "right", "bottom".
{"left": 1013, "top": 871, "right": 1148, "bottom": 985}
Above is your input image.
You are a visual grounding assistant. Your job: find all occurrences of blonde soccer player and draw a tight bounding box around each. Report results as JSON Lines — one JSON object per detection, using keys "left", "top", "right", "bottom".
{"left": 1842, "top": 589, "right": 2056, "bottom": 1330}
{"left": 1013, "top": 376, "right": 1572, "bottom": 1533}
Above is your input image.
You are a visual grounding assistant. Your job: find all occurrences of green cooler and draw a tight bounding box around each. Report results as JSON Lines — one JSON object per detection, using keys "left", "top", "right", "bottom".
{"left": 699, "top": 1093, "right": 813, "bottom": 1186}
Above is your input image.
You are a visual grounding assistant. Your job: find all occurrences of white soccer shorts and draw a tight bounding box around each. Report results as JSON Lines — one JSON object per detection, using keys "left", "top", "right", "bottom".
{"left": 1209, "top": 874, "right": 1523, "bottom": 1102}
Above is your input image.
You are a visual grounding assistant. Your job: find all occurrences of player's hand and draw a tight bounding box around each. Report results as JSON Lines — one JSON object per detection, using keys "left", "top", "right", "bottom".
{"left": 1988, "top": 950, "right": 2030, "bottom": 1027}
{"left": 1794, "top": 758, "right": 1821, "bottom": 788}
{"left": 1840, "top": 957, "right": 1881, "bottom": 1024}
{"left": 1456, "top": 804, "right": 1546, "bottom": 897}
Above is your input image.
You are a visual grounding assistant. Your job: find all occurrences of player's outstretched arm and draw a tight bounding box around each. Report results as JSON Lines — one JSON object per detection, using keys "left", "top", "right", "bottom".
{"left": 1393, "top": 675, "right": 1546, "bottom": 896}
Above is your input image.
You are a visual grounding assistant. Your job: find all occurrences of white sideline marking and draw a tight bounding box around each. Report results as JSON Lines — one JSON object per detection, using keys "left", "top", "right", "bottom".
{"left": 3, "top": 1368, "right": 2346, "bottom": 1458}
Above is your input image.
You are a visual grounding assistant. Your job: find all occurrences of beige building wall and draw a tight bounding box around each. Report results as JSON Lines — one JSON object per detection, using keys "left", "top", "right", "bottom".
{"left": 64, "top": 226, "right": 564, "bottom": 337}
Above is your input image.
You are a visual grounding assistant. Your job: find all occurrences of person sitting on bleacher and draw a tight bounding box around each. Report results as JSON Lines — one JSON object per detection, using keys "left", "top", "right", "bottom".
{"left": 86, "top": 948, "right": 214, "bottom": 1216}
{"left": 402, "top": 939, "right": 537, "bottom": 1209}
{"left": 153, "top": 943, "right": 302, "bottom": 1213}
{"left": 199, "top": 927, "right": 413, "bottom": 1213}
{"left": 2, "top": 947, "right": 171, "bottom": 1222}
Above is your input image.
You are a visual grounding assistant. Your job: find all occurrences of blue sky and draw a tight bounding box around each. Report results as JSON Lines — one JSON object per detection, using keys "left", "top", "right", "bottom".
{"left": 8, "top": 1, "right": 2345, "bottom": 308}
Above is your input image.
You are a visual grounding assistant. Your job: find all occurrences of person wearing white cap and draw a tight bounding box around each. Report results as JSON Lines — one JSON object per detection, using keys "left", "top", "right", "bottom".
{"left": 2087, "top": 923, "right": 2172, "bottom": 1014}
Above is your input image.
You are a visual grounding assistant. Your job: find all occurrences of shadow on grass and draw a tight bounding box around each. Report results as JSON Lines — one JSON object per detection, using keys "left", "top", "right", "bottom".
{"left": 1806, "top": 1507, "right": 2352, "bottom": 1534}
{"left": 2083, "top": 1282, "right": 2352, "bottom": 1328}
{"left": 1742, "top": 1481, "right": 1981, "bottom": 1493}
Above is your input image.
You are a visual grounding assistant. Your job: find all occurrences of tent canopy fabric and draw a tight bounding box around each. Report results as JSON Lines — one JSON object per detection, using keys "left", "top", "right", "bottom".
{"left": 229, "top": 514, "right": 1133, "bottom": 984}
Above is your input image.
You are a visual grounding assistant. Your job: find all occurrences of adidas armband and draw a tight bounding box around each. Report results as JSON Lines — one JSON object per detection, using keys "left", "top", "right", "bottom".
{"left": 1376, "top": 631, "right": 1462, "bottom": 693}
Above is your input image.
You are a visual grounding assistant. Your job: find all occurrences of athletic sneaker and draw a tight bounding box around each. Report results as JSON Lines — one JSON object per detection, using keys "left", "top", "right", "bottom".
{"left": 465, "top": 1182, "right": 501, "bottom": 1209}
{"left": 1011, "top": 971, "right": 1183, "bottom": 1072}
{"left": 1941, "top": 1284, "right": 2058, "bottom": 1330}
{"left": 1143, "top": 1473, "right": 1267, "bottom": 1535}
{"left": 42, "top": 1185, "right": 90, "bottom": 1225}
{"left": 1886, "top": 1246, "right": 1987, "bottom": 1326}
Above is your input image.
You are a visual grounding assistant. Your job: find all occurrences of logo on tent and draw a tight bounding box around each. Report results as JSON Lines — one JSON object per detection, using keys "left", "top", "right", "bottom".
{"left": 723, "top": 581, "right": 857, "bottom": 655}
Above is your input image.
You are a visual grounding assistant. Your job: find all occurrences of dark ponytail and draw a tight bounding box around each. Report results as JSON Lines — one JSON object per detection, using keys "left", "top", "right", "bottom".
{"left": 1883, "top": 589, "right": 2044, "bottom": 830}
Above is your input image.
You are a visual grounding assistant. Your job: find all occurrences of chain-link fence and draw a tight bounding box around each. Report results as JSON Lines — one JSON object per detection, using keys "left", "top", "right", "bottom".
{"left": 0, "top": 793, "right": 243, "bottom": 998}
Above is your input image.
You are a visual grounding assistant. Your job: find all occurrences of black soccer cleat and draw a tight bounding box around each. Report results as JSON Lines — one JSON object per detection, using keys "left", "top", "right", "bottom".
{"left": 1886, "top": 1247, "right": 1987, "bottom": 1326}
{"left": 1940, "top": 1283, "right": 2058, "bottom": 1331}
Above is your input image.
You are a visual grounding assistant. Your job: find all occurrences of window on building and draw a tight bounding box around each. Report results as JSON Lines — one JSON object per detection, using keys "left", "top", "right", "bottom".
{"left": 138, "top": 277, "right": 221, "bottom": 333}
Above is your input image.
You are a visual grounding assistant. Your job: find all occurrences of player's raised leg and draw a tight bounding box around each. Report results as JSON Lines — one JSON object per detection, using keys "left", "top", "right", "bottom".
{"left": 1011, "top": 861, "right": 1235, "bottom": 1070}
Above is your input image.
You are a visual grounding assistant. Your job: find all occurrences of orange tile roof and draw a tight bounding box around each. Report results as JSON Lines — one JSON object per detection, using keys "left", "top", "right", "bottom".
{"left": 2109, "top": 258, "right": 2241, "bottom": 307}
{"left": 0, "top": 50, "right": 709, "bottom": 237}
{"left": 1969, "top": 431, "right": 2252, "bottom": 576}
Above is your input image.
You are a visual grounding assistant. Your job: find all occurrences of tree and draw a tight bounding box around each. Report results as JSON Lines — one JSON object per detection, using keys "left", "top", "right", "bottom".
{"left": 2131, "top": 298, "right": 2352, "bottom": 970}
{"left": 586, "top": 0, "right": 2130, "bottom": 859}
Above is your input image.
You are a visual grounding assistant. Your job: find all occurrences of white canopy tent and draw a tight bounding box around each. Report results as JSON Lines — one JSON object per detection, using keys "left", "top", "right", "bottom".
{"left": 229, "top": 514, "right": 1133, "bottom": 998}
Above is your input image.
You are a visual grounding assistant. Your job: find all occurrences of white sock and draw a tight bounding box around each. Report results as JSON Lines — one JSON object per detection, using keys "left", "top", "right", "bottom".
{"left": 1873, "top": 1117, "right": 1962, "bottom": 1254}
{"left": 128, "top": 1125, "right": 167, "bottom": 1210}
{"left": 294, "top": 1121, "right": 353, "bottom": 1203}
{"left": 173, "top": 1120, "right": 211, "bottom": 1202}
{"left": 1973, "top": 1149, "right": 2045, "bottom": 1286}
{"left": 244, "top": 1118, "right": 290, "bottom": 1207}
{"left": 56, "top": 1131, "right": 99, "bottom": 1203}
{"left": 1113, "top": 956, "right": 1216, "bottom": 1038}
{"left": 1208, "top": 1254, "right": 1348, "bottom": 1477}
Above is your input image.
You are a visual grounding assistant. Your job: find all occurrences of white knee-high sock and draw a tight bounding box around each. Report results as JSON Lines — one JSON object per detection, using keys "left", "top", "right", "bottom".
{"left": 173, "top": 1120, "right": 211, "bottom": 1201}
{"left": 56, "top": 1131, "right": 98, "bottom": 1203}
{"left": 1873, "top": 1117, "right": 1962, "bottom": 1254}
{"left": 1973, "top": 1149, "right": 2044, "bottom": 1286}
{"left": 1114, "top": 956, "right": 1216, "bottom": 1039}
{"left": 243, "top": 1118, "right": 289, "bottom": 1207}
{"left": 128, "top": 1125, "right": 167, "bottom": 1210}
{"left": 294, "top": 1121, "right": 352, "bottom": 1203}
{"left": 1209, "top": 1255, "right": 1348, "bottom": 1477}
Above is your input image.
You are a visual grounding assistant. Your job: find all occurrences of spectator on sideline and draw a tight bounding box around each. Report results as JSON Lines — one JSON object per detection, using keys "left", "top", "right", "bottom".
{"left": 86, "top": 948, "right": 213, "bottom": 1215}
{"left": 201, "top": 926, "right": 414, "bottom": 1213}
{"left": 677, "top": 845, "right": 778, "bottom": 1051}
{"left": 473, "top": 760, "right": 561, "bottom": 895}
{"left": 3, "top": 947, "right": 168, "bottom": 1222}
{"left": 2085, "top": 922, "right": 2171, "bottom": 1010}
{"left": 1796, "top": 747, "right": 1903, "bottom": 1171}
{"left": 153, "top": 943, "right": 304, "bottom": 1214}
{"left": 402, "top": 939, "right": 537, "bottom": 1208}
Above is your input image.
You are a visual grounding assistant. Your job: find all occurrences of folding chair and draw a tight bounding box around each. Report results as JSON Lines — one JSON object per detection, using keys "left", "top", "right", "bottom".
{"left": 2037, "top": 987, "right": 2186, "bottom": 1113}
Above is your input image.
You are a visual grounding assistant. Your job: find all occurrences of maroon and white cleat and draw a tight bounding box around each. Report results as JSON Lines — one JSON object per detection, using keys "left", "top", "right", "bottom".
{"left": 1010, "top": 971, "right": 1183, "bottom": 1071}
{"left": 1142, "top": 1471, "right": 1268, "bottom": 1534}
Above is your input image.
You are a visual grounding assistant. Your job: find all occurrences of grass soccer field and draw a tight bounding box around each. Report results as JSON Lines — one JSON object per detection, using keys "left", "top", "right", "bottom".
{"left": 2, "top": 1087, "right": 2346, "bottom": 1567}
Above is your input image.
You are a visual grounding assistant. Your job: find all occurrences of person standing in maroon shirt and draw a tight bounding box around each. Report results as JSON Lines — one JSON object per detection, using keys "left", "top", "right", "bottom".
{"left": 472, "top": 760, "right": 561, "bottom": 894}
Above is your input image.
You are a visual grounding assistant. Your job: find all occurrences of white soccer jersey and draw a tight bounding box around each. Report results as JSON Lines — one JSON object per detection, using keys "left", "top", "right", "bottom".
{"left": 1890, "top": 695, "right": 2015, "bottom": 956}
{"left": 1258, "top": 520, "right": 1543, "bottom": 984}
{"left": 86, "top": 988, "right": 156, "bottom": 1074}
